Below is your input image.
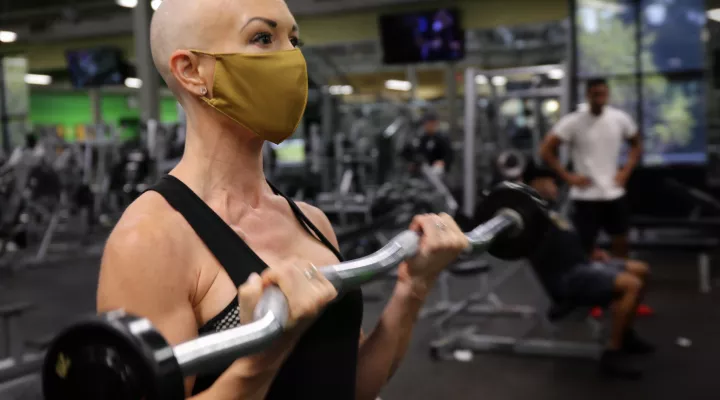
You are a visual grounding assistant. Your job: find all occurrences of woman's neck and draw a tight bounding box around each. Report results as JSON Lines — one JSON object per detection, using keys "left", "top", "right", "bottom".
{"left": 172, "top": 113, "right": 269, "bottom": 210}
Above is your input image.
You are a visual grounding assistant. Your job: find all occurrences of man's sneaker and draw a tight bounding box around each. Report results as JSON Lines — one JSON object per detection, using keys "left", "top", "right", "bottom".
{"left": 600, "top": 350, "right": 643, "bottom": 380}
{"left": 623, "top": 330, "right": 656, "bottom": 355}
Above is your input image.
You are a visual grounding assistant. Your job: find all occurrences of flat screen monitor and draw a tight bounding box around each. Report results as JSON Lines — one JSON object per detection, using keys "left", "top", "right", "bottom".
{"left": 379, "top": 8, "right": 464, "bottom": 65}
{"left": 66, "top": 47, "right": 127, "bottom": 88}
{"left": 576, "top": 0, "right": 638, "bottom": 77}
{"left": 640, "top": 0, "right": 705, "bottom": 73}
{"left": 642, "top": 76, "right": 706, "bottom": 165}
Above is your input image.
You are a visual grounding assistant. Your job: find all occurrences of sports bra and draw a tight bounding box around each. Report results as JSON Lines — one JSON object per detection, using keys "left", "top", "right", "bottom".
{"left": 149, "top": 175, "right": 364, "bottom": 399}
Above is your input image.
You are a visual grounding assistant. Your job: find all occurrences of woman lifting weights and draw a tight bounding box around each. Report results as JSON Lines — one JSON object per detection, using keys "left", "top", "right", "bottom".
{"left": 97, "top": 0, "right": 468, "bottom": 399}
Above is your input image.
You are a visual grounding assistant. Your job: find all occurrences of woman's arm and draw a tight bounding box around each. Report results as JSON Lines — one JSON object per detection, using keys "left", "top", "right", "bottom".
{"left": 297, "top": 203, "right": 436, "bottom": 400}
{"left": 98, "top": 197, "right": 283, "bottom": 400}
{"left": 354, "top": 279, "right": 426, "bottom": 400}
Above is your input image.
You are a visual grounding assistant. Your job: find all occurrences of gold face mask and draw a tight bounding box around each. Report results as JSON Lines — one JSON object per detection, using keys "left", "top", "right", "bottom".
{"left": 192, "top": 49, "right": 308, "bottom": 144}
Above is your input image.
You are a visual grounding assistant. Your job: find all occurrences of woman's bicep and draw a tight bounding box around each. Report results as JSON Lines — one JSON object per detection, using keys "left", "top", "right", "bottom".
{"left": 97, "top": 222, "right": 200, "bottom": 395}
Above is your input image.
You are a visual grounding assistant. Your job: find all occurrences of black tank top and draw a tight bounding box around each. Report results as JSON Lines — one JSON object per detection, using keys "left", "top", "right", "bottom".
{"left": 149, "top": 175, "right": 364, "bottom": 399}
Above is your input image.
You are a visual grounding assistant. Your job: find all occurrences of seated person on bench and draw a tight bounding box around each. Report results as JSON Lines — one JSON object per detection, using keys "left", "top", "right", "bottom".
{"left": 524, "top": 163, "right": 654, "bottom": 379}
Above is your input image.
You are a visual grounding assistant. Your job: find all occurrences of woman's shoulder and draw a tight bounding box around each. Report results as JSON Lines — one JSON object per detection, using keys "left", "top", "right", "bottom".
{"left": 105, "top": 191, "right": 194, "bottom": 269}
{"left": 98, "top": 191, "right": 199, "bottom": 316}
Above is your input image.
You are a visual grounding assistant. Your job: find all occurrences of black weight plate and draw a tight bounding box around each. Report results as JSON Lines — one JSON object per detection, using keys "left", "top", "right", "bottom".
{"left": 475, "top": 181, "right": 550, "bottom": 260}
{"left": 43, "top": 312, "right": 184, "bottom": 400}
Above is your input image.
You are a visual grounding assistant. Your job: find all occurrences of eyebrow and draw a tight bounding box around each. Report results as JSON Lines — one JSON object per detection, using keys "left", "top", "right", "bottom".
{"left": 241, "top": 17, "right": 298, "bottom": 32}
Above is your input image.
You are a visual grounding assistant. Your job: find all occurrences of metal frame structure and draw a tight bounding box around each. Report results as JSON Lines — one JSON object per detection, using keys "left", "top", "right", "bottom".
{"left": 428, "top": 262, "right": 604, "bottom": 361}
{"left": 463, "top": 64, "right": 566, "bottom": 219}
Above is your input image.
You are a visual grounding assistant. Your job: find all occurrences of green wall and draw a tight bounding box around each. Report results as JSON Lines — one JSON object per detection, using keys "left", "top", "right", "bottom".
{"left": 29, "top": 91, "right": 178, "bottom": 140}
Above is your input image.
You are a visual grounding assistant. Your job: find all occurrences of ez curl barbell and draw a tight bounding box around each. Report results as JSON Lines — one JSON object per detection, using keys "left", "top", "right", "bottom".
{"left": 43, "top": 181, "right": 549, "bottom": 400}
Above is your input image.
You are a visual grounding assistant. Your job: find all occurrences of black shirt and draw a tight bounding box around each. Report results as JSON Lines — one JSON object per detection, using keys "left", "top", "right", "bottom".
{"left": 528, "top": 211, "right": 589, "bottom": 296}
{"left": 417, "top": 133, "right": 451, "bottom": 167}
{"left": 149, "top": 176, "right": 364, "bottom": 400}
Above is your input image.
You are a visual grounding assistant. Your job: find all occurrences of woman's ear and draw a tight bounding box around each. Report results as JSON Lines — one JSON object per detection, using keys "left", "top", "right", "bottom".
{"left": 169, "top": 50, "right": 213, "bottom": 97}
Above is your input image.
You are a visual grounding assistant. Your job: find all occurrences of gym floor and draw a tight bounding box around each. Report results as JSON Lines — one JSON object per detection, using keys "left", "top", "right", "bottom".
{"left": 0, "top": 237, "right": 717, "bottom": 400}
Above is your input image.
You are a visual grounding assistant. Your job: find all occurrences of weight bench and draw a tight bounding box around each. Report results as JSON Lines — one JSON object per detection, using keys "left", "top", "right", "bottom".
{"left": 420, "top": 257, "right": 502, "bottom": 319}
{"left": 427, "top": 263, "right": 603, "bottom": 361}
{"left": 597, "top": 236, "right": 717, "bottom": 293}
{"left": 0, "top": 303, "right": 33, "bottom": 362}
{"left": 24, "top": 334, "right": 54, "bottom": 353}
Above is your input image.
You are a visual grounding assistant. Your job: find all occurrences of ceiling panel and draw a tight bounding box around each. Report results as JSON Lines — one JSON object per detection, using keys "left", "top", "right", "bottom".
{"left": 286, "top": 0, "right": 433, "bottom": 16}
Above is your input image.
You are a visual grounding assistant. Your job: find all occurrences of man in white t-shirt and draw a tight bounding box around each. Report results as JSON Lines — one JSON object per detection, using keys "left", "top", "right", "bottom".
{"left": 540, "top": 78, "right": 642, "bottom": 258}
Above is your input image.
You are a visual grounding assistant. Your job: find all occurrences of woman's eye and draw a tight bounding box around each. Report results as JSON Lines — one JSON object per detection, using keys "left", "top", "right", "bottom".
{"left": 291, "top": 37, "right": 304, "bottom": 48}
{"left": 252, "top": 32, "right": 273, "bottom": 45}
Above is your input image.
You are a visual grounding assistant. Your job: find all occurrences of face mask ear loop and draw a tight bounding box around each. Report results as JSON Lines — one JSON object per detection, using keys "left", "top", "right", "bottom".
{"left": 189, "top": 50, "right": 214, "bottom": 99}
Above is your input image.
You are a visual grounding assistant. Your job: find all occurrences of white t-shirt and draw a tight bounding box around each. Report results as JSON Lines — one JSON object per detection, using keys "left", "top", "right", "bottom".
{"left": 551, "top": 106, "right": 637, "bottom": 201}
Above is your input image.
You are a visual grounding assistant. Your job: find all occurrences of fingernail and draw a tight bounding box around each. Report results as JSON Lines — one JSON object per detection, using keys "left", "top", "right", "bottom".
{"left": 249, "top": 272, "right": 260, "bottom": 282}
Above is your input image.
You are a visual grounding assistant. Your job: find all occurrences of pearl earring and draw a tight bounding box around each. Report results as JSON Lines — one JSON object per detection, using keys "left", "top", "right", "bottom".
{"left": 200, "top": 87, "right": 208, "bottom": 96}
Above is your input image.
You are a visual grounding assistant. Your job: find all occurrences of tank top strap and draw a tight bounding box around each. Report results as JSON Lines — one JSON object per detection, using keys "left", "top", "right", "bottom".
{"left": 266, "top": 181, "right": 344, "bottom": 262}
{"left": 146, "top": 175, "right": 266, "bottom": 287}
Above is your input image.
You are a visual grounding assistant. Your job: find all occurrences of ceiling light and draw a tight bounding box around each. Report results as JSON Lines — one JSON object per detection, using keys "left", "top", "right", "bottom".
{"left": 0, "top": 31, "right": 18, "bottom": 43}
{"left": 544, "top": 99, "right": 560, "bottom": 114}
{"left": 547, "top": 68, "right": 565, "bottom": 80}
{"left": 384, "top": 80, "right": 412, "bottom": 92}
{"left": 491, "top": 76, "right": 507, "bottom": 86}
{"left": 125, "top": 77, "right": 142, "bottom": 89}
{"left": 708, "top": 9, "right": 720, "bottom": 22}
{"left": 24, "top": 74, "right": 52, "bottom": 85}
{"left": 475, "top": 75, "right": 488, "bottom": 85}
{"left": 329, "top": 85, "right": 354, "bottom": 96}
{"left": 340, "top": 85, "right": 353, "bottom": 95}
{"left": 116, "top": 0, "right": 138, "bottom": 8}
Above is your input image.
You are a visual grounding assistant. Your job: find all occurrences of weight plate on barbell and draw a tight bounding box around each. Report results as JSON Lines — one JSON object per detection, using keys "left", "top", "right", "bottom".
{"left": 475, "top": 181, "right": 550, "bottom": 260}
{"left": 43, "top": 311, "right": 184, "bottom": 400}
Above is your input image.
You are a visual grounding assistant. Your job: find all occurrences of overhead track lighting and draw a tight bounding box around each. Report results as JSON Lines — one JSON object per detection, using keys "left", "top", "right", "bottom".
{"left": 385, "top": 80, "right": 412, "bottom": 91}
{"left": 0, "top": 31, "right": 18, "bottom": 43}
{"left": 125, "top": 77, "right": 143, "bottom": 88}
{"left": 24, "top": 74, "right": 52, "bottom": 85}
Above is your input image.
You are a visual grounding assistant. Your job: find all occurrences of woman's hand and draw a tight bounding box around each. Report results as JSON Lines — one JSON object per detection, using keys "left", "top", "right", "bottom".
{"left": 235, "top": 259, "right": 338, "bottom": 374}
{"left": 396, "top": 213, "right": 469, "bottom": 298}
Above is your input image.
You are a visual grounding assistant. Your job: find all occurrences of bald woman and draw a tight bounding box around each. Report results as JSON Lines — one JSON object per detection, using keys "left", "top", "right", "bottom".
{"left": 96, "top": 0, "right": 468, "bottom": 399}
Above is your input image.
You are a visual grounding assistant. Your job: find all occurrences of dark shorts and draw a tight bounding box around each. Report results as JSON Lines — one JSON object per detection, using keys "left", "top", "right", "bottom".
{"left": 557, "top": 259, "right": 626, "bottom": 307}
{"left": 572, "top": 196, "right": 630, "bottom": 253}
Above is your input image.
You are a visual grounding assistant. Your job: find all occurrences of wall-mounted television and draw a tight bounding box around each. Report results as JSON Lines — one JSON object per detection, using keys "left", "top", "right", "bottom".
{"left": 642, "top": 76, "right": 706, "bottom": 165}
{"left": 576, "top": 0, "right": 638, "bottom": 77}
{"left": 66, "top": 47, "right": 128, "bottom": 89}
{"left": 379, "top": 8, "right": 465, "bottom": 65}
{"left": 640, "top": 0, "right": 705, "bottom": 73}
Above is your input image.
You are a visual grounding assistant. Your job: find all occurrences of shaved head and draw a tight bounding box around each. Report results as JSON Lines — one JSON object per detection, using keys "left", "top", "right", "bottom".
{"left": 149, "top": 0, "right": 299, "bottom": 101}
{"left": 150, "top": 0, "right": 217, "bottom": 92}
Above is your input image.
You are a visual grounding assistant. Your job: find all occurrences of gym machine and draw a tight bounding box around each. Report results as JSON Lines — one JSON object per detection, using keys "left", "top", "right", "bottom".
{"left": 0, "top": 134, "right": 66, "bottom": 265}
{"left": 315, "top": 133, "right": 374, "bottom": 227}
{"left": 428, "top": 149, "right": 602, "bottom": 361}
{"left": 42, "top": 182, "right": 551, "bottom": 400}
{"left": 427, "top": 259, "right": 604, "bottom": 361}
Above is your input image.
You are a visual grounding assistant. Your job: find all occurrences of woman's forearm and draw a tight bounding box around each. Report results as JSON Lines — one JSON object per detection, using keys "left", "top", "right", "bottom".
{"left": 355, "top": 281, "right": 426, "bottom": 400}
